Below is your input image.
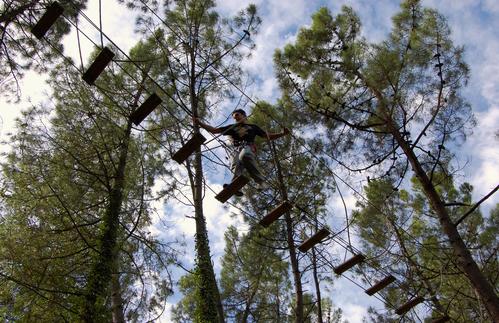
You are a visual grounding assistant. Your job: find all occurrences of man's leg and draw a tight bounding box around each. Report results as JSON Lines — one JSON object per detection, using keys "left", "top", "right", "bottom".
{"left": 227, "top": 147, "right": 244, "bottom": 196}
{"left": 240, "top": 147, "right": 266, "bottom": 185}
{"left": 231, "top": 147, "right": 244, "bottom": 180}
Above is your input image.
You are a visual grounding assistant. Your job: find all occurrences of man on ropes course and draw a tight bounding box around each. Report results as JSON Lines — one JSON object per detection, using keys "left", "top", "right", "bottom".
{"left": 193, "top": 109, "right": 290, "bottom": 196}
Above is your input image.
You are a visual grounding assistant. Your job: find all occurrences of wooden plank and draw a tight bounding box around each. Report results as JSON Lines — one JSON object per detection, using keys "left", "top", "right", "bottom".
{"left": 259, "top": 201, "right": 292, "bottom": 227}
{"left": 365, "top": 275, "right": 396, "bottom": 296}
{"left": 172, "top": 132, "right": 206, "bottom": 164}
{"left": 215, "top": 175, "right": 249, "bottom": 203}
{"left": 82, "top": 47, "right": 115, "bottom": 85}
{"left": 131, "top": 93, "right": 162, "bottom": 125}
{"left": 298, "top": 228, "right": 330, "bottom": 253}
{"left": 431, "top": 316, "right": 450, "bottom": 323}
{"left": 333, "top": 254, "right": 365, "bottom": 275}
{"left": 395, "top": 296, "right": 424, "bottom": 315}
{"left": 31, "top": 2, "right": 64, "bottom": 39}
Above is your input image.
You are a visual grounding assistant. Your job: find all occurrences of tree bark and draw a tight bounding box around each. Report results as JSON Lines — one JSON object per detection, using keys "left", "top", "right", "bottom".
{"left": 312, "top": 246, "right": 324, "bottom": 323}
{"left": 355, "top": 72, "right": 499, "bottom": 321}
{"left": 382, "top": 109, "right": 499, "bottom": 321}
{"left": 111, "top": 267, "right": 126, "bottom": 323}
{"left": 269, "top": 141, "right": 304, "bottom": 323}
{"left": 189, "top": 45, "right": 225, "bottom": 322}
{"left": 83, "top": 120, "right": 132, "bottom": 322}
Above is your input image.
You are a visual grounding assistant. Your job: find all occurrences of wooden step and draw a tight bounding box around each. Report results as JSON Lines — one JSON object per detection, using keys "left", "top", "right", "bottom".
{"left": 333, "top": 254, "right": 365, "bottom": 275}
{"left": 431, "top": 316, "right": 450, "bottom": 323}
{"left": 215, "top": 175, "right": 249, "bottom": 203}
{"left": 395, "top": 296, "right": 424, "bottom": 315}
{"left": 131, "top": 93, "right": 162, "bottom": 125}
{"left": 172, "top": 132, "right": 206, "bottom": 164}
{"left": 82, "top": 47, "right": 115, "bottom": 85}
{"left": 365, "top": 275, "right": 396, "bottom": 296}
{"left": 298, "top": 228, "right": 330, "bottom": 252}
{"left": 259, "top": 201, "right": 292, "bottom": 227}
{"left": 31, "top": 2, "right": 64, "bottom": 39}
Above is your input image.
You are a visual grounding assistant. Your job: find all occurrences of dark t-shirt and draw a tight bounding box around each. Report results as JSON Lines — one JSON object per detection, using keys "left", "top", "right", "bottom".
{"left": 218, "top": 123, "right": 266, "bottom": 146}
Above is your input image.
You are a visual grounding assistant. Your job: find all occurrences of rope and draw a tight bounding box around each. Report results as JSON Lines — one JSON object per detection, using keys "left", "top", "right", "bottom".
{"left": 25, "top": 4, "right": 452, "bottom": 319}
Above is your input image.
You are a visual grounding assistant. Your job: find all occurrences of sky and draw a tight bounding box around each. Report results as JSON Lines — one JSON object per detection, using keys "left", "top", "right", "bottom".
{"left": 1, "top": 0, "right": 498, "bottom": 321}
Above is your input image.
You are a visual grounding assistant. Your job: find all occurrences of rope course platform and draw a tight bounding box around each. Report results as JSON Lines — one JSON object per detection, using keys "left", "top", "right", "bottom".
{"left": 26, "top": 2, "right": 451, "bottom": 321}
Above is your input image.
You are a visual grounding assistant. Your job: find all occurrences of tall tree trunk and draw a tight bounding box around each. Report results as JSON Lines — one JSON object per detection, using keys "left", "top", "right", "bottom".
{"left": 357, "top": 75, "right": 499, "bottom": 320}
{"left": 270, "top": 141, "right": 304, "bottom": 323}
{"left": 312, "top": 247, "right": 324, "bottom": 323}
{"left": 380, "top": 107, "right": 499, "bottom": 321}
{"left": 241, "top": 285, "right": 257, "bottom": 323}
{"left": 83, "top": 120, "right": 132, "bottom": 322}
{"left": 241, "top": 266, "right": 264, "bottom": 322}
{"left": 276, "top": 278, "right": 281, "bottom": 321}
{"left": 189, "top": 47, "right": 225, "bottom": 323}
{"left": 111, "top": 265, "right": 125, "bottom": 323}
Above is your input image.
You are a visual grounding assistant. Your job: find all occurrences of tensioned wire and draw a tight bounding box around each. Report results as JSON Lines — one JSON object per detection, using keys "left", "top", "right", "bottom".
{"left": 72, "top": 0, "right": 265, "bottom": 151}
{"left": 120, "top": 2, "right": 454, "bottom": 318}
{"left": 58, "top": 2, "right": 249, "bottom": 165}
{"left": 20, "top": 0, "right": 336, "bottom": 297}
{"left": 192, "top": 42, "right": 456, "bottom": 319}
{"left": 58, "top": 1, "right": 262, "bottom": 193}
{"left": 65, "top": 0, "right": 279, "bottom": 165}
{"left": 29, "top": 2, "right": 451, "bottom": 319}
{"left": 107, "top": 2, "right": 453, "bottom": 317}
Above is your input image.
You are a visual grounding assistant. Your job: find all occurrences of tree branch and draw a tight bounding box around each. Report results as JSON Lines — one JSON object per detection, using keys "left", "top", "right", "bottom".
{"left": 455, "top": 185, "right": 499, "bottom": 226}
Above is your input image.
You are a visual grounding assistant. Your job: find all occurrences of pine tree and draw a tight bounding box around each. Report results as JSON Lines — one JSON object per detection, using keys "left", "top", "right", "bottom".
{"left": 0, "top": 0, "right": 87, "bottom": 100}
{"left": 223, "top": 102, "right": 337, "bottom": 323}
{"left": 220, "top": 226, "right": 291, "bottom": 322}
{"left": 0, "top": 43, "right": 176, "bottom": 321}
{"left": 354, "top": 178, "right": 498, "bottom": 322}
{"left": 132, "top": 1, "right": 260, "bottom": 321}
{"left": 274, "top": 1, "right": 499, "bottom": 319}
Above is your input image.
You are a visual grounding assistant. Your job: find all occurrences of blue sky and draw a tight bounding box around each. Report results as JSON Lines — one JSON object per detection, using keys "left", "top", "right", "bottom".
{"left": 1, "top": 0, "right": 498, "bottom": 321}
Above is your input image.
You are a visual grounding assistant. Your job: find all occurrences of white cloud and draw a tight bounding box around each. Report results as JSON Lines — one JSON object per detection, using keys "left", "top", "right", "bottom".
{"left": 342, "top": 303, "right": 368, "bottom": 323}
{"left": 423, "top": 0, "right": 477, "bottom": 11}
{"left": 483, "top": 0, "right": 499, "bottom": 13}
{"left": 62, "top": 0, "right": 140, "bottom": 65}
{"left": 465, "top": 107, "right": 499, "bottom": 207}
{"left": 1, "top": 72, "right": 48, "bottom": 137}
{"left": 480, "top": 40, "right": 499, "bottom": 106}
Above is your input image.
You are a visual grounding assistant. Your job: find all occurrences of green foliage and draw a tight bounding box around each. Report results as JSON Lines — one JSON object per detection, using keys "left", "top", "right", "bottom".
{"left": 353, "top": 177, "right": 498, "bottom": 321}
{"left": 0, "top": 0, "right": 88, "bottom": 101}
{"left": 0, "top": 44, "right": 176, "bottom": 320}
{"left": 275, "top": 0, "right": 473, "bottom": 175}
{"left": 170, "top": 271, "right": 202, "bottom": 322}
{"left": 130, "top": 0, "right": 262, "bottom": 321}
{"left": 274, "top": 2, "right": 498, "bottom": 317}
{"left": 220, "top": 226, "right": 291, "bottom": 322}
{"left": 219, "top": 101, "right": 337, "bottom": 322}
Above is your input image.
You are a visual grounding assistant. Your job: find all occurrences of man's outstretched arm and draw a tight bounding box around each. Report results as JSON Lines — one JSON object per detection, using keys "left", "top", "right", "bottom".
{"left": 193, "top": 117, "right": 223, "bottom": 134}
